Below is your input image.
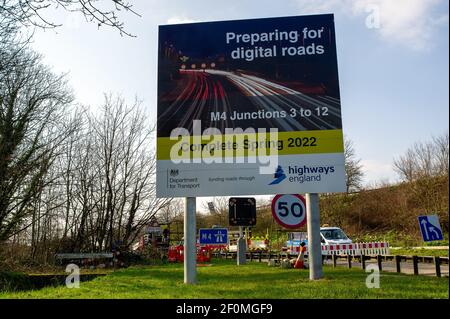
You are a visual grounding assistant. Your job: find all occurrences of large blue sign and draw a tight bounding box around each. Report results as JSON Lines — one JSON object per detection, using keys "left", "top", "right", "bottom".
{"left": 199, "top": 228, "right": 228, "bottom": 245}
{"left": 418, "top": 215, "right": 443, "bottom": 242}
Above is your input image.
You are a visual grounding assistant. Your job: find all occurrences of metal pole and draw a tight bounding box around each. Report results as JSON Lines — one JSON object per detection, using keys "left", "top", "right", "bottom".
{"left": 306, "top": 193, "right": 323, "bottom": 280}
{"left": 184, "top": 197, "right": 197, "bottom": 284}
{"left": 237, "top": 226, "right": 246, "bottom": 265}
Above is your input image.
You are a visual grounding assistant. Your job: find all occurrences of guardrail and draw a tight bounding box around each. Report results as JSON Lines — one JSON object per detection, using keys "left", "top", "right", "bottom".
{"left": 327, "top": 254, "right": 448, "bottom": 277}
{"left": 54, "top": 253, "right": 114, "bottom": 266}
{"left": 211, "top": 251, "right": 448, "bottom": 277}
{"left": 55, "top": 253, "right": 114, "bottom": 259}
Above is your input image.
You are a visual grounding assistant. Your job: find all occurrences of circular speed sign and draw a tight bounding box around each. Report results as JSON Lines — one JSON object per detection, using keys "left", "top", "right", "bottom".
{"left": 271, "top": 194, "right": 307, "bottom": 229}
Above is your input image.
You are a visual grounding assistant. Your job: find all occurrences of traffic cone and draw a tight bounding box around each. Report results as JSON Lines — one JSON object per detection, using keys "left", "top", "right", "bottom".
{"left": 294, "top": 243, "right": 306, "bottom": 269}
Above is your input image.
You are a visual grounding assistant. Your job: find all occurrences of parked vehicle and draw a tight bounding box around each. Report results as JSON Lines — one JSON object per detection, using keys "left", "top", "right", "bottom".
{"left": 319, "top": 227, "right": 352, "bottom": 245}
{"left": 284, "top": 227, "right": 352, "bottom": 253}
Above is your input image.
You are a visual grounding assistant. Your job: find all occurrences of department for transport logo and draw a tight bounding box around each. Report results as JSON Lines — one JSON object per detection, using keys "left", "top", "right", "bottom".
{"left": 169, "top": 169, "right": 179, "bottom": 177}
{"left": 269, "top": 165, "right": 286, "bottom": 185}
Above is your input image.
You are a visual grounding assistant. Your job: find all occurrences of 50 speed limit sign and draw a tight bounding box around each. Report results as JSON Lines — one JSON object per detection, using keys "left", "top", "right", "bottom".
{"left": 271, "top": 194, "right": 307, "bottom": 229}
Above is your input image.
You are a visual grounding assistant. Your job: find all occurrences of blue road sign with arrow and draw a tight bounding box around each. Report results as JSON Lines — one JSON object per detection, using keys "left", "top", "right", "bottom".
{"left": 418, "top": 215, "right": 443, "bottom": 242}
{"left": 199, "top": 228, "right": 228, "bottom": 245}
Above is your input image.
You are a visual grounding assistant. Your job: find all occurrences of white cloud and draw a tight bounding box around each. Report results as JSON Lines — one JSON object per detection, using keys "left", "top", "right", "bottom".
{"left": 360, "top": 159, "right": 397, "bottom": 185}
{"left": 296, "top": 0, "right": 448, "bottom": 51}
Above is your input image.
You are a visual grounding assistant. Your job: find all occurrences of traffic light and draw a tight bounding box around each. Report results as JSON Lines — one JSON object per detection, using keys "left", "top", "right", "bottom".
{"left": 229, "top": 197, "right": 256, "bottom": 226}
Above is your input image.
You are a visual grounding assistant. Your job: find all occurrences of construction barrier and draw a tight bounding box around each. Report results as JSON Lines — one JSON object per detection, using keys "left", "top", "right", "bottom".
{"left": 167, "top": 244, "right": 224, "bottom": 263}
{"left": 288, "top": 242, "right": 390, "bottom": 256}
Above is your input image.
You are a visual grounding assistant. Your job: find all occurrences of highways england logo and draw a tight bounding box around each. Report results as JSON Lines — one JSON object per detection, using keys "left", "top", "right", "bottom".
{"left": 269, "top": 165, "right": 286, "bottom": 185}
{"left": 269, "top": 164, "right": 336, "bottom": 185}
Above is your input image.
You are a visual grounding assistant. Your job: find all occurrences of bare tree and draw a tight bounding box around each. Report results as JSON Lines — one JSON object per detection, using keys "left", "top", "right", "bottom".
{"left": 432, "top": 132, "right": 449, "bottom": 177}
{"left": 393, "top": 132, "right": 449, "bottom": 182}
{"left": 0, "top": 0, "right": 140, "bottom": 36}
{"left": 157, "top": 199, "right": 183, "bottom": 225}
{"left": 344, "top": 137, "right": 364, "bottom": 193}
{"left": 202, "top": 197, "right": 229, "bottom": 226}
{"left": 0, "top": 44, "right": 74, "bottom": 241}
{"left": 64, "top": 95, "right": 172, "bottom": 251}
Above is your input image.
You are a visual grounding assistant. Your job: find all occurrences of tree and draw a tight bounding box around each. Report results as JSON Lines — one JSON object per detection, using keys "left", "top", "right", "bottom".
{"left": 433, "top": 132, "right": 449, "bottom": 177}
{"left": 392, "top": 132, "right": 449, "bottom": 222}
{"left": 393, "top": 132, "right": 449, "bottom": 182}
{"left": 202, "top": 197, "right": 229, "bottom": 227}
{"left": 344, "top": 137, "right": 364, "bottom": 193}
{"left": 157, "top": 199, "right": 183, "bottom": 225}
{"left": 0, "top": 0, "right": 139, "bottom": 36}
{"left": 0, "top": 43, "right": 74, "bottom": 241}
{"left": 22, "top": 94, "right": 172, "bottom": 257}
{"left": 59, "top": 95, "right": 172, "bottom": 251}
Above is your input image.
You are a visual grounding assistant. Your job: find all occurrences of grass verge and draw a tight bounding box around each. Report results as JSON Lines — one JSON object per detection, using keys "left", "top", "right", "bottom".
{"left": 1, "top": 259, "right": 448, "bottom": 299}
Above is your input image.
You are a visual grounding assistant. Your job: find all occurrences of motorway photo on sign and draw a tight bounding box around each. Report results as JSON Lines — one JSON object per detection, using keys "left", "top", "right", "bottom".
{"left": 157, "top": 14, "right": 346, "bottom": 197}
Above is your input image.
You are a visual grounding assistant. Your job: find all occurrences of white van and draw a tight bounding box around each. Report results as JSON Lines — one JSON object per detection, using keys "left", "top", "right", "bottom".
{"left": 319, "top": 227, "right": 352, "bottom": 245}
{"left": 285, "top": 227, "right": 352, "bottom": 251}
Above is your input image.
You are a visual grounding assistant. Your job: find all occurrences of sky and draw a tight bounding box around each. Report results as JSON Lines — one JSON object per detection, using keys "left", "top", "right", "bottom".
{"left": 29, "top": 0, "right": 449, "bottom": 208}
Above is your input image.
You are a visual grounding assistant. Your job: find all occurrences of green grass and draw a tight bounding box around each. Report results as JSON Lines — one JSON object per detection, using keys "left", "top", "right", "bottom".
{"left": 0, "top": 260, "right": 448, "bottom": 299}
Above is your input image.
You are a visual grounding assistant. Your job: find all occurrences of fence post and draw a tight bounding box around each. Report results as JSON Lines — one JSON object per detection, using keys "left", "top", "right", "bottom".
{"left": 413, "top": 255, "right": 419, "bottom": 275}
{"left": 360, "top": 254, "right": 366, "bottom": 270}
{"left": 332, "top": 254, "right": 337, "bottom": 268}
{"left": 347, "top": 255, "right": 352, "bottom": 268}
{"left": 434, "top": 256, "right": 441, "bottom": 277}
{"left": 377, "top": 255, "right": 383, "bottom": 271}
{"left": 395, "top": 255, "right": 401, "bottom": 273}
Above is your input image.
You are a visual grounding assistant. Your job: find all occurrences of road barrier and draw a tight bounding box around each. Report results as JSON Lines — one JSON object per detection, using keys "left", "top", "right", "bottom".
{"left": 329, "top": 254, "right": 448, "bottom": 277}
{"left": 287, "top": 242, "right": 390, "bottom": 256}
{"left": 211, "top": 251, "right": 448, "bottom": 277}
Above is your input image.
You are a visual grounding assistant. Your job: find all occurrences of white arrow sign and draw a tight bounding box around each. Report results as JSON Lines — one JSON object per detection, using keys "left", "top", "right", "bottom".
{"left": 418, "top": 215, "right": 443, "bottom": 242}
{"left": 428, "top": 226, "right": 439, "bottom": 238}
{"left": 421, "top": 219, "right": 429, "bottom": 239}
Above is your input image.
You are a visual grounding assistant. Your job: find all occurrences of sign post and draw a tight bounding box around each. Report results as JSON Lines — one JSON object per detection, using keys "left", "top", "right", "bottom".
{"left": 237, "top": 226, "right": 246, "bottom": 265}
{"left": 229, "top": 198, "right": 255, "bottom": 265}
{"left": 306, "top": 193, "right": 322, "bottom": 280}
{"left": 184, "top": 197, "right": 197, "bottom": 284}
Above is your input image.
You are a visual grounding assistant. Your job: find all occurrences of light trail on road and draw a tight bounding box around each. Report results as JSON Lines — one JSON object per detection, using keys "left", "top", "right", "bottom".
{"left": 157, "top": 69, "right": 342, "bottom": 136}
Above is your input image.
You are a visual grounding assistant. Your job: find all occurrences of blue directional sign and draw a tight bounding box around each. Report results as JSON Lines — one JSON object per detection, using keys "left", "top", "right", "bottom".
{"left": 199, "top": 228, "right": 228, "bottom": 245}
{"left": 418, "top": 215, "right": 444, "bottom": 242}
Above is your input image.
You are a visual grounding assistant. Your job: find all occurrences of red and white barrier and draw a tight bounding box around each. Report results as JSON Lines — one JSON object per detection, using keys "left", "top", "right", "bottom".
{"left": 288, "top": 242, "right": 390, "bottom": 256}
